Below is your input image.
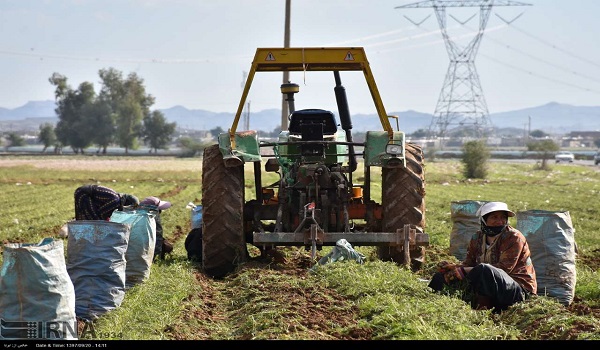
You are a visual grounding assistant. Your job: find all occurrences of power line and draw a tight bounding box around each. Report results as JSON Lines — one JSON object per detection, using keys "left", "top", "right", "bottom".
{"left": 395, "top": 1, "right": 537, "bottom": 143}
{"left": 479, "top": 51, "right": 600, "bottom": 95}
{"left": 0, "top": 49, "right": 249, "bottom": 64}
{"left": 506, "top": 23, "right": 600, "bottom": 70}
{"left": 463, "top": 24, "right": 600, "bottom": 87}
{"left": 360, "top": 23, "right": 600, "bottom": 96}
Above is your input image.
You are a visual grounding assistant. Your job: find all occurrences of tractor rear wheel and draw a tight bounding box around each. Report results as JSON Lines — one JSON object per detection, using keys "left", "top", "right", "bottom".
{"left": 378, "top": 142, "right": 426, "bottom": 270}
{"left": 201, "top": 144, "right": 247, "bottom": 278}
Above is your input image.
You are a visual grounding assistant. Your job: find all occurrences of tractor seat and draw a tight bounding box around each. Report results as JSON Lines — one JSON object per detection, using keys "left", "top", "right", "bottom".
{"left": 288, "top": 109, "right": 338, "bottom": 136}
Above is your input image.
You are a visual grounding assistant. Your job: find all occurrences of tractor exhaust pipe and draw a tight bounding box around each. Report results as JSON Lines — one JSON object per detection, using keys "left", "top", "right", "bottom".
{"left": 334, "top": 71, "right": 357, "bottom": 172}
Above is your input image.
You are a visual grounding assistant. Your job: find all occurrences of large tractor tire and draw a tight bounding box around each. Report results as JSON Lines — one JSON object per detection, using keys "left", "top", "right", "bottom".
{"left": 201, "top": 144, "right": 247, "bottom": 278}
{"left": 378, "top": 142, "right": 426, "bottom": 270}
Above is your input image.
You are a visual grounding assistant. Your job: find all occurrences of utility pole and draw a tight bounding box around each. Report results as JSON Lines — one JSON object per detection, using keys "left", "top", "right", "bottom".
{"left": 245, "top": 101, "right": 251, "bottom": 131}
{"left": 281, "top": 0, "right": 291, "bottom": 131}
{"left": 241, "top": 71, "right": 249, "bottom": 130}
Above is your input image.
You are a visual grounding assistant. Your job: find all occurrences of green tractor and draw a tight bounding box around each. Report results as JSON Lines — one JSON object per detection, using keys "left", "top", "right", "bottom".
{"left": 201, "top": 47, "right": 427, "bottom": 278}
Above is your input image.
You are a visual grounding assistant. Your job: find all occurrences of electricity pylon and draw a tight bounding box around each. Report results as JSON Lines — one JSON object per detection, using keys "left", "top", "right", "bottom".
{"left": 396, "top": 0, "right": 531, "bottom": 146}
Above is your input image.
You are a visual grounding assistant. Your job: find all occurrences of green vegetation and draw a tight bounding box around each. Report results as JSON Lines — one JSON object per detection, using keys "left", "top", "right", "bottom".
{"left": 0, "top": 156, "right": 598, "bottom": 340}
{"left": 3, "top": 132, "right": 25, "bottom": 150}
{"left": 38, "top": 123, "right": 57, "bottom": 153}
{"left": 461, "top": 140, "right": 490, "bottom": 179}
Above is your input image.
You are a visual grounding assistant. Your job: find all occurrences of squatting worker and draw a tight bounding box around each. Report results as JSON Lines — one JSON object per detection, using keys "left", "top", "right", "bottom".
{"left": 428, "top": 201, "right": 537, "bottom": 313}
{"left": 74, "top": 184, "right": 139, "bottom": 221}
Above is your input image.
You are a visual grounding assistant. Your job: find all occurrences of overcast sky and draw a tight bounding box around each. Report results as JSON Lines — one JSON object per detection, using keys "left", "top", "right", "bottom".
{"left": 1, "top": 0, "right": 599, "bottom": 116}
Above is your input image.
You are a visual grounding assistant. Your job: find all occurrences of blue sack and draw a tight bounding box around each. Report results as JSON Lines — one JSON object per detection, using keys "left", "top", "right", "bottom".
{"left": 516, "top": 210, "right": 577, "bottom": 306}
{"left": 110, "top": 208, "right": 157, "bottom": 289}
{"left": 67, "top": 221, "right": 130, "bottom": 321}
{"left": 0, "top": 238, "right": 77, "bottom": 340}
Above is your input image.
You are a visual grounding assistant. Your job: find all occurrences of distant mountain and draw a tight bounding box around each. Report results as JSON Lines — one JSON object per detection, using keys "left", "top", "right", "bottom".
{"left": 0, "top": 100, "right": 56, "bottom": 119}
{"left": 2, "top": 100, "right": 600, "bottom": 135}
{"left": 489, "top": 102, "right": 600, "bottom": 134}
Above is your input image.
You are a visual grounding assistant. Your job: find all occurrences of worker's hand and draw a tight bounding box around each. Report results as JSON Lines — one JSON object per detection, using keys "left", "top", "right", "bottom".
{"left": 443, "top": 265, "right": 466, "bottom": 283}
{"left": 437, "top": 260, "right": 457, "bottom": 274}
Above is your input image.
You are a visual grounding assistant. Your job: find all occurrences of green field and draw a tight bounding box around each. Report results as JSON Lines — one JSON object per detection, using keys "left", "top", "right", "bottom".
{"left": 0, "top": 155, "right": 598, "bottom": 340}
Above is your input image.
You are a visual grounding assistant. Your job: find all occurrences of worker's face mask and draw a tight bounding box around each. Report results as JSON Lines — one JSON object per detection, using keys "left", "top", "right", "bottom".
{"left": 481, "top": 223, "right": 505, "bottom": 237}
{"left": 481, "top": 213, "right": 507, "bottom": 237}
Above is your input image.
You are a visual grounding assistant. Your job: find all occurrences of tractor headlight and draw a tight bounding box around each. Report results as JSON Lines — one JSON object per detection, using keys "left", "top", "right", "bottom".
{"left": 386, "top": 143, "right": 403, "bottom": 155}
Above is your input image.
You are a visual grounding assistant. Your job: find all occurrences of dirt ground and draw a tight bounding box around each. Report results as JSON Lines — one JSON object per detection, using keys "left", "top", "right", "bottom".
{"left": 165, "top": 246, "right": 374, "bottom": 340}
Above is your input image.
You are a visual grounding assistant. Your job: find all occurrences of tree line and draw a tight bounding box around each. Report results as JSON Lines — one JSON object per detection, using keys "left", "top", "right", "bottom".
{"left": 36, "top": 68, "right": 177, "bottom": 154}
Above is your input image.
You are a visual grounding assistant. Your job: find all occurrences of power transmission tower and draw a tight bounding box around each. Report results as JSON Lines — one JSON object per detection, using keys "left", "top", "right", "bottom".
{"left": 396, "top": 0, "right": 531, "bottom": 147}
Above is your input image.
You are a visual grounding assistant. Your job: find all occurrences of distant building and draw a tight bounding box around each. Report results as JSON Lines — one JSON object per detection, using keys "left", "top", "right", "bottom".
{"left": 562, "top": 131, "right": 600, "bottom": 148}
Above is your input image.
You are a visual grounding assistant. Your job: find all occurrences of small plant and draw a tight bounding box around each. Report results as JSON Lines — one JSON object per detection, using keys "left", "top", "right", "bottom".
{"left": 178, "top": 137, "right": 206, "bottom": 158}
{"left": 424, "top": 146, "right": 437, "bottom": 163}
{"left": 461, "top": 140, "right": 490, "bottom": 179}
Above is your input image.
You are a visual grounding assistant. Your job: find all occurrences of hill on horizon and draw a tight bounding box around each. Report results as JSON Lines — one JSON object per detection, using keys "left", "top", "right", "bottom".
{"left": 2, "top": 100, "right": 600, "bottom": 135}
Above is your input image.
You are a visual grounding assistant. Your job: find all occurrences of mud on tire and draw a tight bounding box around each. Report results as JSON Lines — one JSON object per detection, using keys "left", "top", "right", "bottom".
{"left": 201, "top": 144, "right": 248, "bottom": 278}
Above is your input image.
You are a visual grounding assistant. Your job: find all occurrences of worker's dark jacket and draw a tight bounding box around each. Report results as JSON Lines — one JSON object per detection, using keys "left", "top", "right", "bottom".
{"left": 74, "top": 185, "right": 121, "bottom": 221}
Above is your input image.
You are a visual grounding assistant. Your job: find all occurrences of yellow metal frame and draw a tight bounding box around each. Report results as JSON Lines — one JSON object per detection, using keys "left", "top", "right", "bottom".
{"left": 230, "top": 47, "right": 394, "bottom": 149}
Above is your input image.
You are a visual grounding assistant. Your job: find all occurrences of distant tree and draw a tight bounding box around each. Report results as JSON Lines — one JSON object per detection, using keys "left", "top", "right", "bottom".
{"left": 88, "top": 100, "right": 115, "bottom": 154}
{"left": 142, "top": 110, "right": 177, "bottom": 153}
{"left": 69, "top": 82, "right": 98, "bottom": 153}
{"left": 115, "top": 96, "right": 143, "bottom": 154}
{"left": 450, "top": 127, "right": 478, "bottom": 138}
{"left": 49, "top": 73, "right": 97, "bottom": 154}
{"left": 209, "top": 126, "right": 224, "bottom": 139}
{"left": 461, "top": 140, "right": 490, "bottom": 179}
{"left": 54, "top": 142, "right": 63, "bottom": 154}
{"left": 5, "top": 132, "right": 25, "bottom": 150}
{"left": 99, "top": 68, "right": 155, "bottom": 154}
{"left": 267, "top": 126, "right": 282, "bottom": 138}
{"left": 530, "top": 129, "right": 548, "bottom": 138}
{"left": 49, "top": 73, "right": 74, "bottom": 151}
{"left": 38, "top": 123, "right": 57, "bottom": 153}
{"left": 178, "top": 136, "right": 206, "bottom": 157}
{"left": 353, "top": 131, "right": 366, "bottom": 143}
{"left": 594, "top": 138, "right": 600, "bottom": 149}
{"left": 527, "top": 139, "right": 559, "bottom": 170}
{"left": 411, "top": 129, "right": 429, "bottom": 138}
{"left": 96, "top": 68, "right": 124, "bottom": 152}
